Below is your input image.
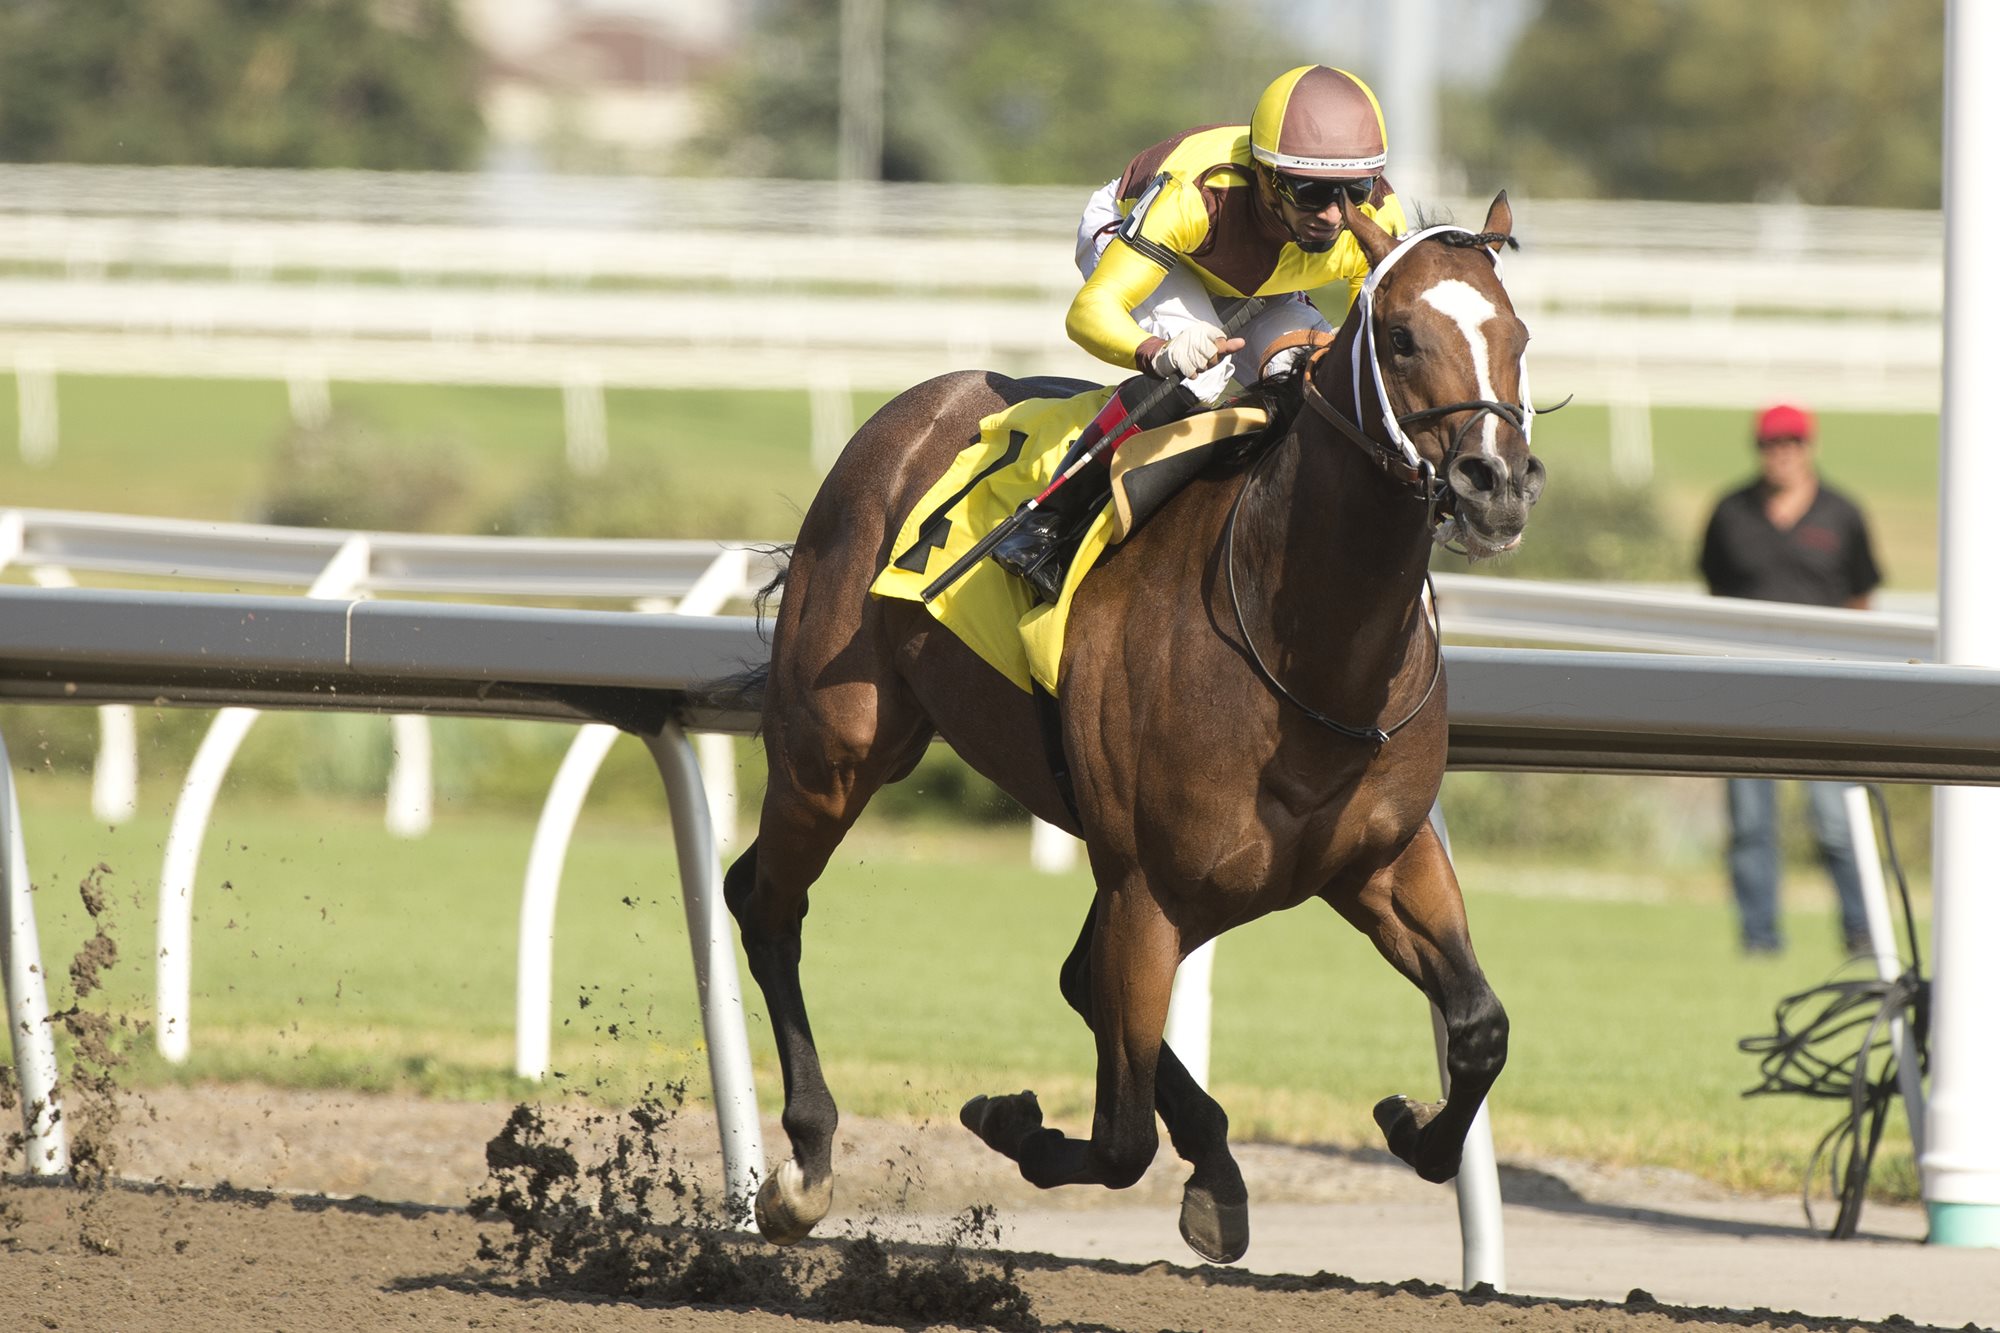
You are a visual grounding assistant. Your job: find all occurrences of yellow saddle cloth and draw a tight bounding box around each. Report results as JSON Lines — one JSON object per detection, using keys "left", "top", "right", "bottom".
{"left": 869, "top": 389, "right": 1268, "bottom": 695}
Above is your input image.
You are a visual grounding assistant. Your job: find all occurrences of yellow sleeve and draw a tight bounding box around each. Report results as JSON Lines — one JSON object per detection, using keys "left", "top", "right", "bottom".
{"left": 1064, "top": 174, "right": 1214, "bottom": 371}
{"left": 1064, "top": 237, "right": 1171, "bottom": 370}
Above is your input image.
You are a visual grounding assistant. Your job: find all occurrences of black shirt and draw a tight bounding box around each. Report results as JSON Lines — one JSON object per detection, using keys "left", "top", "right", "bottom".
{"left": 1698, "top": 481, "right": 1882, "bottom": 607}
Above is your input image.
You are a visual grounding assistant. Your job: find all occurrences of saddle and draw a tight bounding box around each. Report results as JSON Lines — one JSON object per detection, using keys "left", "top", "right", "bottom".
{"left": 871, "top": 387, "right": 1271, "bottom": 695}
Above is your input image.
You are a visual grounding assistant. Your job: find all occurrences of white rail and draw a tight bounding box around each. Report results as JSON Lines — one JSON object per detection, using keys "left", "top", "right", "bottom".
{"left": 0, "top": 168, "right": 1946, "bottom": 412}
{"left": 3, "top": 582, "right": 1997, "bottom": 1285}
{"left": 0, "top": 509, "right": 780, "bottom": 1080}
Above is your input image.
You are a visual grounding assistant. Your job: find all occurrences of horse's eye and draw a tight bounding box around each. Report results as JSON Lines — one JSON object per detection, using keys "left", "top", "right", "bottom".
{"left": 1388, "top": 326, "right": 1416, "bottom": 356}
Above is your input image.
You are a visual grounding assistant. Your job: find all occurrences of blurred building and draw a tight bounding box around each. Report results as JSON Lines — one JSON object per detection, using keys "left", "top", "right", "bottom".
{"left": 459, "top": 0, "right": 741, "bottom": 172}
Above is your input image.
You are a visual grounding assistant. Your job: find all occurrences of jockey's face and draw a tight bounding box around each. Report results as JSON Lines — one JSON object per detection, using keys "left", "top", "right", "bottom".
{"left": 1260, "top": 169, "right": 1367, "bottom": 248}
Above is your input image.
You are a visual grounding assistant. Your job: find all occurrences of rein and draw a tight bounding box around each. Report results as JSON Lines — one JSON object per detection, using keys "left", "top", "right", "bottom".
{"left": 1222, "top": 442, "right": 1443, "bottom": 745}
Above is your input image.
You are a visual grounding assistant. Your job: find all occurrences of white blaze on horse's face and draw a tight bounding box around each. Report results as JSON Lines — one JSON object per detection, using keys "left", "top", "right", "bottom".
{"left": 1418, "top": 278, "right": 1505, "bottom": 458}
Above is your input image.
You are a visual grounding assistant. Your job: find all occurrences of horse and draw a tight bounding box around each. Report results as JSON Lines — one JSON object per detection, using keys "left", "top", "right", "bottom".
{"left": 721, "top": 192, "right": 1545, "bottom": 1264}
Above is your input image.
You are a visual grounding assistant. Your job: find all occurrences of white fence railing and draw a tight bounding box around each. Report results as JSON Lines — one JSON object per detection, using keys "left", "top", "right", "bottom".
{"left": 0, "top": 166, "right": 1944, "bottom": 413}
{"left": 2, "top": 579, "right": 1996, "bottom": 1285}
{"left": 0, "top": 509, "right": 781, "bottom": 1079}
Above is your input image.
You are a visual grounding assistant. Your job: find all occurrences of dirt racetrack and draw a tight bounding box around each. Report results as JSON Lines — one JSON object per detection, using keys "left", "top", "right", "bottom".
{"left": 3, "top": 1083, "right": 1993, "bottom": 1333}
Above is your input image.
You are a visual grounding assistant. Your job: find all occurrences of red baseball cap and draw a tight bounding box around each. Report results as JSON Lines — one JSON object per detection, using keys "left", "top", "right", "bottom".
{"left": 1755, "top": 403, "right": 1815, "bottom": 443}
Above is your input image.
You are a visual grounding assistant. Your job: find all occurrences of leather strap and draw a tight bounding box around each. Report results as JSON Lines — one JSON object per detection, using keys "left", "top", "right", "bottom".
{"left": 1298, "top": 344, "right": 1432, "bottom": 490}
{"left": 1256, "top": 327, "right": 1336, "bottom": 380}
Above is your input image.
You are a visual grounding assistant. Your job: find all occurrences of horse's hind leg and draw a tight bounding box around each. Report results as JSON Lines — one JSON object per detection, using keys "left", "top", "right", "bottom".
{"left": 726, "top": 685, "right": 931, "bottom": 1244}
{"left": 1329, "top": 822, "right": 1508, "bottom": 1184}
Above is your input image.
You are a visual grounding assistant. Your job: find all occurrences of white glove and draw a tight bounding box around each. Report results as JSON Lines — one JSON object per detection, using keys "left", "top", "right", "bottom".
{"left": 1149, "top": 322, "right": 1230, "bottom": 380}
{"left": 1262, "top": 344, "right": 1309, "bottom": 380}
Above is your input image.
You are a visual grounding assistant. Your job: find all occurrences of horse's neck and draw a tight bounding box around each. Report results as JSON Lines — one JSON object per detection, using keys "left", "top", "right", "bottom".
{"left": 1235, "top": 390, "right": 1435, "bottom": 699}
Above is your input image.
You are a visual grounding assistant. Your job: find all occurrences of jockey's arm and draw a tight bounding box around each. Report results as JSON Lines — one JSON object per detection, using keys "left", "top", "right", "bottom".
{"left": 1065, "top": 237, "right": 1176, "bottom": 375}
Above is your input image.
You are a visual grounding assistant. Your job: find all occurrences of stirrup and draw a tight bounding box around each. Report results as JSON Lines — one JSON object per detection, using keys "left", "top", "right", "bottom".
{"left": 991, "top": 515, "right": 1066, "bottom": 604}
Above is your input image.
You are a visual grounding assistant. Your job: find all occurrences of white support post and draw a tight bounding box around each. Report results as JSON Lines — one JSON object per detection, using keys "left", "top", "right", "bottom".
{"left": 384, "top": 714, "right": 432, "bottom": 839}
{"left": 1609, "top": 394, "right": 1654, "bottom": 485}
{"left": 515, "top": 723, "right": 622, "bottom": 1080}
{"left": 515, "top": 554, "right": 750, "bottom": 1079}
{"left": 1843, "top": 785, "right": 1927, "bottom": 1159}
{"left": 643, "top": 722, "right": 765, "bottom": 1226}
{"left": 285, "top": 362, "right": 331, "bottom": 430}
{"left": 155, "top": 536, "right": 371, "bottom": 1063}
{"left": 14, "top": 354, "right": 57, "bottom": 467}
{"left": 91, "top": 705, "right": 139, "bottom": 826}
{"left": 1, "top": 733, "right": 68, "bottom": 1173}
{"left": 808, "top": 370, "right": 854, "bottom": 474}
{"left": 24, "top": 567, "right": 140, "bottom": 826}
{"left": 694, "top": 732, "right": 738, "bottom": 856}
{"left": 1164, "top": 940, "right": 1216, "bottom": 1091}
{"left": 1928, "top": 0, "right": 2000, "bottom": 1249}
{"left": 156, "top": 706, "right": 259, "bottom": 1063}
{"left": 563, "top": 368, "right": 608, "bottom": 475}
{"left": 1028, "top": 817, "right": 1080, "bottom": 874}
{"left": 1427, "top": 799, "right": 1505, "bottom": 1291}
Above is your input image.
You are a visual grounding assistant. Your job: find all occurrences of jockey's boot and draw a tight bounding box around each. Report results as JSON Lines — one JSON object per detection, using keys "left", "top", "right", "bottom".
{"left": 991, "top": 461, "right": 1108, "bottom": 603}
{"left": 991, "top": 375, "right": 1200, "bottom": 603}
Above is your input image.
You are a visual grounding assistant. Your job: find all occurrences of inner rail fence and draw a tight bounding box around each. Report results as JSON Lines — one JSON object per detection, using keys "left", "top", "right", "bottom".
{"left": 0, "top": 573, "right": 1992, "bottom": 1283}
{"left": 0, "top": 506, "right": 1943, "bottom": 1078}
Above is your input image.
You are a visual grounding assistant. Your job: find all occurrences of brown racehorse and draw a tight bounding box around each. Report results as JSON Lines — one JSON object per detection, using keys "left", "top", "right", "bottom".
{"left": 723, "top": 193, "right": 1544, "bottom": 1264}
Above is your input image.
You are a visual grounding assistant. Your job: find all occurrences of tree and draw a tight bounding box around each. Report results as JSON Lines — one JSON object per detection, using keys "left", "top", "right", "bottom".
{"left": 682, "top": 0, "right": 1304, "bottom": 184}
{"left": 0, "top": 0, "right": 484, "bottom": 170}
{"left": 1464, "top": 0, "right": 1942, "bottom": 206}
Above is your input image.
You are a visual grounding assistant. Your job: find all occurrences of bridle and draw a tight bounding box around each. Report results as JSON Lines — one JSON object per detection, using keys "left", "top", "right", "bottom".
{"left": 1224, "top": 223, "right": 1546, "bottom": 745}
{"left": 1300, "top": 223, "right": 1542, "bottom": 544}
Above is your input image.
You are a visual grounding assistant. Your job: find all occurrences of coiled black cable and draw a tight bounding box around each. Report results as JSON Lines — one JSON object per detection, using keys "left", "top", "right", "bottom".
{"left": 1736, "top": 784, "right": 1929, "bottom": 1239}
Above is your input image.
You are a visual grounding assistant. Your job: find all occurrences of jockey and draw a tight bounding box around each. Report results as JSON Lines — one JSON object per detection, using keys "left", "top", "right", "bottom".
{"left": 994, "top": 64, "right": 1409, "bottom": 599}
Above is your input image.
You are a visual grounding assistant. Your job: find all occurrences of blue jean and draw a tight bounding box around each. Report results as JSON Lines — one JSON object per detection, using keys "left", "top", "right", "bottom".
{"left": 1725, "top": 779, "right": 1870, "bottom": 951}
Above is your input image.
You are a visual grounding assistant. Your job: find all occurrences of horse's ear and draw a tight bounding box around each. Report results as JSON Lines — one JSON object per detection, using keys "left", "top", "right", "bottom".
{"left": 1342, "top": 195, "right": 1399, "bottom": 268}
{"left": 1481, "top": 190, "right": 1514, "bottom": 253}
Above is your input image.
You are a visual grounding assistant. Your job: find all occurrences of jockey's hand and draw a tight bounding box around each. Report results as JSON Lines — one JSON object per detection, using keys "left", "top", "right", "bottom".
{"left": 1148, "top": 323, "right": 1245, "bottom": 380}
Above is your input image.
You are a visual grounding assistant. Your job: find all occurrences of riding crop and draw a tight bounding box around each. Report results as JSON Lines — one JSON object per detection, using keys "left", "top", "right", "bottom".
{"left": 920, "top": 296, "right": 1266, "bottom": 602}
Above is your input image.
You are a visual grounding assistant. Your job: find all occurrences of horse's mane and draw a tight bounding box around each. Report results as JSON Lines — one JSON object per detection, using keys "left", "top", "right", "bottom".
{"left": 1410, "top": 200, "right": 1519, "bottom": 253}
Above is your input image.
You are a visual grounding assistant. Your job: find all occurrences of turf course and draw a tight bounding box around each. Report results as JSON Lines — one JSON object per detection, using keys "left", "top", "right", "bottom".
{"left": 3, "top": 772, "right": 1922, "bottom": 1202}
{"left": 0, "top": 373, "right": 1943, "bottom": 589}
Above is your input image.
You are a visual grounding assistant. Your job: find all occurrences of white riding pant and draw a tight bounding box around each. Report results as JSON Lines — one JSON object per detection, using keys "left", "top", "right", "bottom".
{"left": 1076, "top": 178, "right": 1332, "bottom": 402}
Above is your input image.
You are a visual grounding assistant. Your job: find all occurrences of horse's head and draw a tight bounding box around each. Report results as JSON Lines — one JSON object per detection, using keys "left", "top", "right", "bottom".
{"left": 1329, "top": 192, "right": 1547, "bottom": 558}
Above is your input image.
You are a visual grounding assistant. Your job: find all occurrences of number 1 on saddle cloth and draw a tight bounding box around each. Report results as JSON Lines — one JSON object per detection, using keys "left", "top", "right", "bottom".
{"left": 991, "top": 374, "right": 1202, "bottom": 603}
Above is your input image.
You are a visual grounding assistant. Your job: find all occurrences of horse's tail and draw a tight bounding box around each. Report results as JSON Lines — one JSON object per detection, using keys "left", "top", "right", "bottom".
{"left": 688, "top": 543, "right": 791, "bottom": 732}
{"left": 747, "top": 543, "right": 792, "bottom": 631}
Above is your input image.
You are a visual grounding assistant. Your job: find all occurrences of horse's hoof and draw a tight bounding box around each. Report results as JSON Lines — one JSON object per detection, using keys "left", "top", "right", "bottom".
{"left": 1373, "top": 1094, "right": 1456, "bottom": 1183}
{"left": 1179, "top": 1181, "right": 1250, "bottom": 1264}
{"left": 752, "top": 1159, "right": 833, "bottom": 1246}
{"left": 960, "top": 1091, "right": 1045, "bottom": 1160}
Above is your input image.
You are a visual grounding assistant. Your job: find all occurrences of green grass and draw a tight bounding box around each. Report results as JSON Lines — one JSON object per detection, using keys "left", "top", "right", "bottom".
{"left": 0, "top": 373, "right": 1942, "bottom": 590}
{"left": 2, "top": 772, "right": 1923, "bottom": 1200}
{"left": 1526, "top": 401, "right": 1940, "bottom": 590}
{"left": 0, "top": 374, "right": 862, "bottom": 538}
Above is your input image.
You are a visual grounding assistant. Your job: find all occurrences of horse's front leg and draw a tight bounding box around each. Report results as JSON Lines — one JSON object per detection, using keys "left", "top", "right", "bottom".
{"left": 1328, "top": 821, "right": 1508, "bottom": 1184}
{"left": 961, "top": 880, "right": 1176, "bottom": 1194}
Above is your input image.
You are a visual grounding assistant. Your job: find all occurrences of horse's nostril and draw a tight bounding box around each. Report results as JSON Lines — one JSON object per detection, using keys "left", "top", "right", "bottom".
{"left": 1448, "top": 455, "right": 1503, "bottom": 498}
{"left": 1521, "top": 455, "right": 1549, "bottom": 506}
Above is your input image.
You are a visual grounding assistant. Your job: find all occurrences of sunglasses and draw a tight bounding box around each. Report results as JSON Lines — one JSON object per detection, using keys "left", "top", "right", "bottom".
{"left": 1269, "top": 170, "right": 1375, "bottom": 212}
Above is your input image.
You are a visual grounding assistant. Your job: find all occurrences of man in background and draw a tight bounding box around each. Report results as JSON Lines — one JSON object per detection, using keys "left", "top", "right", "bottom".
{"left": 1698, "top": 403, "right": 1882, "bottom": 956}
